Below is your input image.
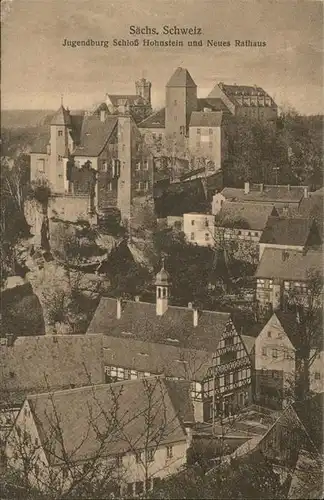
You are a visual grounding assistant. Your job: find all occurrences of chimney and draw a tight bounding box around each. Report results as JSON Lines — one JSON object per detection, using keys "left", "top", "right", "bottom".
{"left": 134, "top": 295, "right": 140, "bottom": 302}
{"left": 244, "top": 182, "right": 250, "bottom": 195}
{"left": 287, "top": 184, "right": 291, "bottom": 192}
{"left": 100, "top": 109, "right": 106, "bottom": 122}
{"left": 188, "top": 302, "right": 193, "bottom": 309}
{"left": 193, "top": 308, "right": 199, "bottom": 327}
{"left": 260, "top": 183, "right": 264, "bottom": 193}
{"left": 303, "top": 186, "right": 309, "bottom": 199}
{"left": 116, "top": 298, "right": 122, "bottom": 319}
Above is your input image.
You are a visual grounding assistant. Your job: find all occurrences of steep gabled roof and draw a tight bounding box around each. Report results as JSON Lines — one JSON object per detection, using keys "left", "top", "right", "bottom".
{"left": 260, "top": 217, "right": 316, "bottom": 246}
{"left": 138, "top": 108, "right": 165, "bottom": 128}
{"left": 50, "top": 105, "right": 71, "bottom": 126}
{"left": 189, "top": 111, "right": 224, "bottom": 128}
{"left": 87, "top": 297, "right": 232, "bottom": 352}
{"left": 102, "top": 335, "right": 213, "bottom": 381}
{"left": 218, "top": 202, "right": 278, "bottom": 230}
{"left": 197, "top": 97, "right": 231, "bottom": 113}
{"left": 0, "top": 335, "right": 104, "bottom": 394}
{"left": 73, "top": 114, "right": 118, "bottom": 156}
{"left": 255, "top": 248, "right": 323, "bottom": 281}
{"left": 27, "top": 377, "right": 190, "bottom": 465}
{"left": 166, "top": 67, "right": 196, "bottom": 88}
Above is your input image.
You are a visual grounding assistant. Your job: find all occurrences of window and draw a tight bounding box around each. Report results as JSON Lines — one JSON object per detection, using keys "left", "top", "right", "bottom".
{"left": 238, "top": 230, "right": 242, "bottom": 235}
{"left": 197, "top": 128, "right": 201, "bottom": 135}
{"left": 166, "top": 446, "right": 173, "bottom": 459}
{"left": 24, "top": 408, "right": 28, "bottom": 417}
{"left": 208, "top": 128, "right": 213, "bottom": 135}
{"left": 254, "top": 232, "right": 258, "bottom": 237}
{"left": 135, "top": 452, "right": 141, "bottom": 463}
{"left": 136, "top": 181, "right": 142, "bottom": 191}
{"left": 190, "top": 232, "right": 195, "bottom": 241}
{"left": 126, "top": 483, "right": 134, "bottom": 496}
{"left": 225, "top": 337, "right": 234, "bottom": 346}
{"left": 205, "top": 233, "right": 210, "bottom": 241}
{"left": 144, "top": 181, "right": 149, "bottom": 191}
{"left": 191, "top": 220, "right": 195, "bottom": 226}
{"left": 58, "top": 130, "right": 63, "bottom": 136}
{"left": 272, "top": 349, "right": 278, "bottom": 359}
{"left": 205, "top": 219, "right": 209, "bottom": 227}
{"left": 136, "top": 161, "right": 141, "bottom": 170}
{"left": 58, "top": 155, "right": 63, "bottom": 162}
{"left": 146, "top": 449, "right": 155, "bottom": 462}
{"left": 267, "top": 331, "right": 271, "bottom": 338}
{"left": 102, "top": 160, "right": 108, "bottom": 172}
{"left": 224, "top": 373, "right": 231, "bottom": 387}
{"left": 152, "top": 133, "right": 156, "bottom": 140}
{"left": 174, "top": 99, "right": 177, "bottom": 105}
{"left": 315, "top": 372, "right": 321, "bottom": 380}
{"left": 116, "top": 454, "right": 124, "bottom": 467}
{"left": 35, "top": 437, "right": 39, "bottom": 447}
{"left": 143, "top": 160, "right": 149, "bottom": 170}
{"left": 107, "top": 182, "right": 112, "bottom": 191}
{"left": 262, "top": 347, "right": 267, "bottom": 356}
{"left": 135, "top": 482, "right": 144, "bottom": 495}
{"left": 36, "top": 159, "right": 45, "bottom": 173}
{"left": 284, "top": 351, "right": 290, "bottom": 360}
{"left": 180, "top": 125, "right": 185, "bottom": 135}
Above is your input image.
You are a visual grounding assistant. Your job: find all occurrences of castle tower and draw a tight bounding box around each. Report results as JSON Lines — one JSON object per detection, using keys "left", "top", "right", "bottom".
{"left": 49, "top": 104, "right": 71, "bottom": 193}
{"left": 155, "top": 259, "right": 170, "bottom": 316}
{"left": 117, "top": 105, "right": 133, "bottom": 221}
{"left": 135, "top": 78, "right": 152, "bottom": 104}
{"left": 165, "top": 67, "right": 197, "bottom": 150}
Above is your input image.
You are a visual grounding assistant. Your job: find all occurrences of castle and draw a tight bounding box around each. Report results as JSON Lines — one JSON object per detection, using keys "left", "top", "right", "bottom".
{"left": 29, "top": 69, "right": 277, "bottom": 225}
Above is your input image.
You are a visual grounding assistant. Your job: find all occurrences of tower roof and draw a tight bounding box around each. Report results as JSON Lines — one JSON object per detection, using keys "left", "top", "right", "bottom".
{"left": 50, "top": 105, "right": 71, "bottom": 126}
{"left": 155, "top": 259, "right": 170, "bottom": 286}
{"left": 166, "top": 67, "right": 197, "bottom": 88}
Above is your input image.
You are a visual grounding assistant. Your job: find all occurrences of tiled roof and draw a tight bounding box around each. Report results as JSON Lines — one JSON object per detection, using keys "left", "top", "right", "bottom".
{"left": 221, "top": 185, "right": 306, "bottom": 204}
{"left": 197, "top": 98, "right": 231, "bottom": 113}
{"left": 255, "top": 248, "right": 323, "bottom": 281}
{"left": 166, "top": 67, "right": 196, "bottom": 88}
{"left": 107, "top": 94, "right": 147, "bottom": 106}
{"left": 138, "top": 108, "right": 165, "bottom": 128}
{"left": 189, "top": 111, "right": 224, "bottom": 128}
{"left": 259, "top": 217, "right": 315, "bottom": 246}
{"left": 27, "top": 377, "right": 191, "bottom": 464}
{"left": 0, "top": 335, "right": 104, "bottom": 394}
{"left": 218, "top": 202, "right": 278, "bottom": 230}
{"left": 73, "top": 114, "right": 118, "bottom": 156}
{"left": 102, "top": 335, "right": 213, "bottom": 381}
{"left": 50, "top": 105, "right": 71, "bottom": 126}
{"left": 87, "top": 297, "right": 232, "bottom": 352}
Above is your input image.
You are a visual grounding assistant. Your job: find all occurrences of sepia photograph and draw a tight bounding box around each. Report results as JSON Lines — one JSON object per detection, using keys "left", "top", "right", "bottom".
{"left": 1, "top": 0, "right": 323, "bottom": 498}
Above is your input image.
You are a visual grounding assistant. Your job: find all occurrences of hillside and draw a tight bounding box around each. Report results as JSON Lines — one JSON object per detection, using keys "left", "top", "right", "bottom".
{"left": 1, "top": 109, "right": 56, "bottom": 128}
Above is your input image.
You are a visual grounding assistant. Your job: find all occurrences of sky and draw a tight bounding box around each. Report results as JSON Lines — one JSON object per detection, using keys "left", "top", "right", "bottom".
{"left": 1, "top": 0, "right": 323, "bottom": 114}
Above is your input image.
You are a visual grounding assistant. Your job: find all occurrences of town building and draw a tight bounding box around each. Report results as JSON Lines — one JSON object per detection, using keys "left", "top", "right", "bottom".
{"left": 253, "top": 312, "right": 324, "bottom": 409}
{"left": 182, "top": 213, "right": 216, "bottom": 247}
{"left": 138, "top": 68, "right": 277, "bottom": 167}
{"left": 259, "top": 216, "right": 321, "bottom": 259}
{"left": 5, "top": 377, "right": 194, "bottom": 495}
{"left": 207, "top": 82, "right": 278, "bottom": 121}
{"left": 213, "top": 201, "right": 279, "bottom": 244}
{"left": 87, "top": 263, "right": 253, "bottom": 421}
{"left": 255, "top": 248, "right": 323, "bottom": 311}
{"left": 106, "top": 77, "right": 152, "bottom": 124}
{"left": 30, "top": 97, "right": 154, "bottom": 224}
{"left": 214, "top": 182, "right": 309, "bottom": 213}
{"left": 0, "top": 334, "right": 104, "bottom": 397}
